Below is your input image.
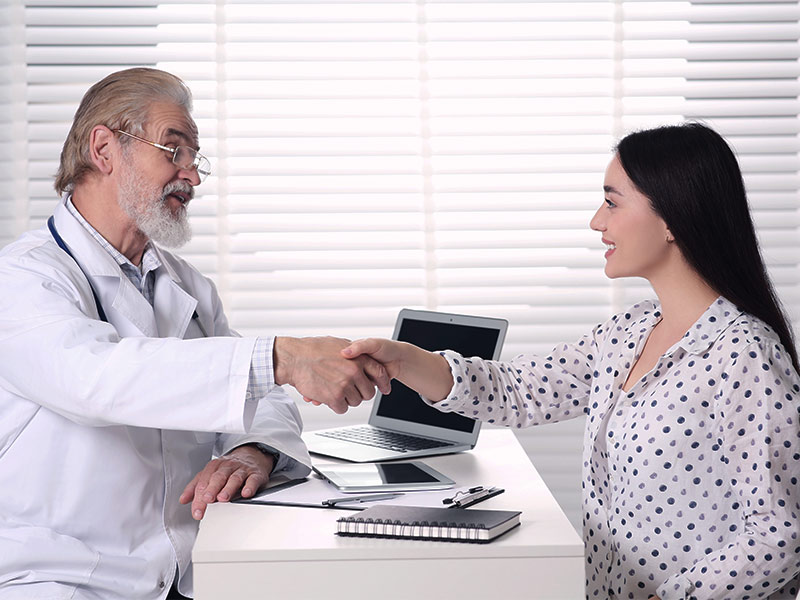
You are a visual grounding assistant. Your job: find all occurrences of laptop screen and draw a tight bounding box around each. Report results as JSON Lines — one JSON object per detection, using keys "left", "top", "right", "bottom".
{"left": 374, "top": 317, "right": 501, "bottom": 433}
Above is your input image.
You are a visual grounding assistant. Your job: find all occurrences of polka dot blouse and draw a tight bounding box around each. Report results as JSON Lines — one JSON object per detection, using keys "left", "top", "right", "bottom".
{"left": 426, "top": 297, "right": 800, "bottom": 600}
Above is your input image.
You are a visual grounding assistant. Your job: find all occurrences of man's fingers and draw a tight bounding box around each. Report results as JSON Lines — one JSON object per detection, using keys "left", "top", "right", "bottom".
{"left": 217, "top": 468, "right": 249, "bottom": 502}
{"left": 179, "top": 471, "right": 202, "bottom": 504}
{"left": 350, "top": 369, "right": 377, "bottom": 403}
{"left": 241, "top": 472, "right": 268, "bottom": 498}
{"left": 187, "top": 450, "right": 274, "bottom": 520}
{"left": 344, "top": 390, "right": 364, "bottom": 408}
{"left": 190, "top": 463, "right": 230, "bottom": 519}
{"left": 191, "top": 491, "right": 210, "bottom": 520}
{"left": 286, "top": 336, "right": 398, "bottom": 413}
{"left": 328, "top": 397, "right": 349, "bottom": 414}
{"left": 361, "top": 356, "right": 391, "bottom": 394}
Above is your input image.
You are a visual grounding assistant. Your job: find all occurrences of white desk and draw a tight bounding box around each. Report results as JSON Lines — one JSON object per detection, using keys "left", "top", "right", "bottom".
{"left": 192, "top": 429, "right": 584, "bottom": 599}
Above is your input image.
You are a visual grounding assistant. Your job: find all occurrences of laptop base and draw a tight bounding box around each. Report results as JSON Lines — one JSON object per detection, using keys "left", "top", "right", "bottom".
{"left": 303, "top": 426, "right": 469, "bottom": 463}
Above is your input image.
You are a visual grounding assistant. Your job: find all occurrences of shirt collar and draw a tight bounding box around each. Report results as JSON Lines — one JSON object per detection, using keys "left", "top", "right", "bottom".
{"left": 675, "top": 296, "right": 742, "bottom": 356}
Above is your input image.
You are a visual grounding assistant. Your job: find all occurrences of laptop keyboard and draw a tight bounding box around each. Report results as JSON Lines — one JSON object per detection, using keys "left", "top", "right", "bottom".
{"left": 317, "top": 426, "right": 454, "bottom": 453}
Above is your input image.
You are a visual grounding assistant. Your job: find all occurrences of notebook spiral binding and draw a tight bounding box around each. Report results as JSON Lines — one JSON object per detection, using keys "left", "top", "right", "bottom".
{"left": 337, "top": 516, "right": 488, "bottom": 543}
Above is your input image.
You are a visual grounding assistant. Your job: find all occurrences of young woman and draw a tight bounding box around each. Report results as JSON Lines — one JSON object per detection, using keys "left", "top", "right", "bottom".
{"left": 341, "top": 123, "right": 800, "bottom": 600}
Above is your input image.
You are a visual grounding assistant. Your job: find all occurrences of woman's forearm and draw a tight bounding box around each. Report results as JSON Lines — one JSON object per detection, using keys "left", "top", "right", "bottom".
{"left": 394, "top": 342, "right": 454, "bottom": 403}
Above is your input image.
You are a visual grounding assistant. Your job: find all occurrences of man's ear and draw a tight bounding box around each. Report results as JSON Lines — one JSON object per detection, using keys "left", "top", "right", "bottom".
{"left": 88, "top": 125, "right": 117, "bottom": 176}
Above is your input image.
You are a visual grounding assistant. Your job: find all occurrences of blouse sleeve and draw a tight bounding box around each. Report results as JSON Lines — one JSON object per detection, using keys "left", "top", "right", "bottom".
{"left": 422, "top": 324, "right": 604, "bottom": 429}
{"left": 657, "top": 339, "right": 800, "bottom": 600}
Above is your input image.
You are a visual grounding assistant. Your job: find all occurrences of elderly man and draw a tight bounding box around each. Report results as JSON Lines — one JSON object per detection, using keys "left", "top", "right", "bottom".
{"left": 0, "top": 68, "right": 389, "bottom": 600}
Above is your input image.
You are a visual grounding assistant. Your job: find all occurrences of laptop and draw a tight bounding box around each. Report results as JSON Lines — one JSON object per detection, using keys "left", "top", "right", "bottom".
{"left": 302, "top": 308, "right": 508, "bottom": 463}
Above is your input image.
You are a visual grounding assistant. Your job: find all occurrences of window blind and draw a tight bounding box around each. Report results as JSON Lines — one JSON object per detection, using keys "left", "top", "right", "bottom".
{"left": 10, "top": 0, "right": 800, "bottom": 531}
{"left": 0, "top": 2, "right": 27, "bottom": 247}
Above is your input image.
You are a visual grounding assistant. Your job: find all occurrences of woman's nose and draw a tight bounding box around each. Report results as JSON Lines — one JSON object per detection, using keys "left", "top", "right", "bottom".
{"left": 589, "top": 206, "right": 605, "bottom": 232}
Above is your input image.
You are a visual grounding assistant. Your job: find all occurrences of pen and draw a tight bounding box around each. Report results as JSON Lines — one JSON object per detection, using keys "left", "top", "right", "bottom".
{"left": 446, "top": 486, "right": 505, "bottom": 508}
{"left": 322, "top": 492, "right": 403, "bottom": 507}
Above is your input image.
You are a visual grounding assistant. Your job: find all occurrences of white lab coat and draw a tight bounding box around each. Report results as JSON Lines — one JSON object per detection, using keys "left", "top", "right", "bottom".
{"left": 0, "top": 200, "right": 312, "bottom": 599}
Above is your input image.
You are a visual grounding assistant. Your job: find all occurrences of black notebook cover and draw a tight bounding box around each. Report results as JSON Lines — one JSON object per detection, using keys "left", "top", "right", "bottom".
{"left": 336, "top": 504, "right": 521, "bottom": 543}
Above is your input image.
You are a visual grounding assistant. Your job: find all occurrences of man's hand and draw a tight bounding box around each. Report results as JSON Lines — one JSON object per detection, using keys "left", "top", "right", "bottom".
{"left": 273, "top": 336, "right": 391, "bottom": 414}
{"left": 179, "top": 444, "right": 273, "bottom": 520}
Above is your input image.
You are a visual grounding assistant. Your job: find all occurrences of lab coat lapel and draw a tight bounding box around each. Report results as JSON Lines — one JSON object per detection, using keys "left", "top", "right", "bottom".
{"left": 110, "top": 278, "right": 158, "bottom": 337}
{"left": 52, "top": 201, "right": 199, "bottom": 339}
{"left": 52, "top": 202, "right": 159, "bottom": 337}
{"left": 150, "top": 247, "right": 197, "bottom": 339}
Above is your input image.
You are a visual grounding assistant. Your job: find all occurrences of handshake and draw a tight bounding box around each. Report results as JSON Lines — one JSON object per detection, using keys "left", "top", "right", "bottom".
{"left": 273, "top": 336, "right": 452, "bottom": 413}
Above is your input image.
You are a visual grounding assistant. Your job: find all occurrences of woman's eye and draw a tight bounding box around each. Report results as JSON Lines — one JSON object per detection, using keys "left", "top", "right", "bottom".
{"left": 604, "top": 198, "right": 616, "bottom": 208}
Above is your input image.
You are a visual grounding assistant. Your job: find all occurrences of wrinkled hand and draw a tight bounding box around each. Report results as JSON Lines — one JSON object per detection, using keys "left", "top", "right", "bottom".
{"left": 179, "top": 444, "right": 273, "bottom": 520}
{"left": 302, "top": 338, "right": 405, "bottom": 407}
{"left": 274, "top": 336, "right": 391, "bottom": 414}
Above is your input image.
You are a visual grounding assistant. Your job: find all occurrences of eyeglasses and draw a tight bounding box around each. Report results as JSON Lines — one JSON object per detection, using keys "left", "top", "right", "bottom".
{"left": 115, "top": 129, "right": 211, "bottom": 182}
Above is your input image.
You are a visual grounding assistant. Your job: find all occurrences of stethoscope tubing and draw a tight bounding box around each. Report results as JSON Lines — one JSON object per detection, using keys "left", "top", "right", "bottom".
{"left": 48, "top": 216, "right": 109, "bottom": 323}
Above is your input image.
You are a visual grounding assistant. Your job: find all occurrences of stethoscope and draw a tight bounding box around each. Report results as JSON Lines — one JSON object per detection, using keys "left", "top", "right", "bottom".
{"left": 48, "top": 216, "right": 207, "bottom": 336}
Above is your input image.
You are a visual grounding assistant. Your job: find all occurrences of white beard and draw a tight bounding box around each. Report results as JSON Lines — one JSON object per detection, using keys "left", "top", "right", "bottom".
{"left": 117, "top": 166, "right": 193, "bottom": 248}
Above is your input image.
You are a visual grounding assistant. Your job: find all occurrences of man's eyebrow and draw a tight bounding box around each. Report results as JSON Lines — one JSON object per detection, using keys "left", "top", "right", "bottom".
{"left": 603, "top": 185, "right": 622, "bottom": 195}
{"left": 163, "top": 128, "right": 198, "bottom": 149}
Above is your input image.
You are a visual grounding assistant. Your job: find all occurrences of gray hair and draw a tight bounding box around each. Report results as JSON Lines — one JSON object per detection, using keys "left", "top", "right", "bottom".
{"left": 54, "top": 67, "right": 194, "bottom": 195}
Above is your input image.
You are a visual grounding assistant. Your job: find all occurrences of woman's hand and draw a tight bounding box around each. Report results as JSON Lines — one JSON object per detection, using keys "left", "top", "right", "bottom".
{"left": 340, "top": 338, "right": 454, "bottom": 403}
{"left": 341, "top": 338, "right": 407, "bottom": 380}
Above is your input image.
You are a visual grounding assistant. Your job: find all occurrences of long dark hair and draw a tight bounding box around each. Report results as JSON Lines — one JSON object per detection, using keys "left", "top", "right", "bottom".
{"left": 615, "top": 122, "right": 798, "bottom": 371}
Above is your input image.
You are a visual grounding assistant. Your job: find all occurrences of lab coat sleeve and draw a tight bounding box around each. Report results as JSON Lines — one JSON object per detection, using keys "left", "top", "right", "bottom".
{"left": 0, "top": 239, "right": 256, "bottom": 434}
{"left": 215, "top": 386, "right": 313, "bottom": 479}
{"left": 166, "top": 252, "right": 311, "bottom": 477}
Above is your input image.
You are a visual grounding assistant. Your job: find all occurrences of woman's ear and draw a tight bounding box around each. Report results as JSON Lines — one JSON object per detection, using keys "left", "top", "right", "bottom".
{"left": 665, "top": 228, "right": 675, "bottom": 244}
{"left": 88, "top": 125, "right": 116, "bottom": 176}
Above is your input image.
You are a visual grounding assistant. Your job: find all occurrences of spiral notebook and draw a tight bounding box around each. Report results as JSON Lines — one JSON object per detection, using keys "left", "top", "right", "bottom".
{"left": 335, "top": 504, "right": 521, "bottom": 544}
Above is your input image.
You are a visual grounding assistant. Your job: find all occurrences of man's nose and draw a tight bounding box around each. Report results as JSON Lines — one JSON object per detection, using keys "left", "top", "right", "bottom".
{"left": 179, "top": 165, "right": 201, "bottom": 187}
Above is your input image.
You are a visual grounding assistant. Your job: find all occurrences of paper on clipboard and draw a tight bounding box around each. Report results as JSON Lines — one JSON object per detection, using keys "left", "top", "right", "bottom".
{"left": 235, "top": 476, "right": 479, "bottom": 511}
{"left": 236, "top": 476, "right": 354, "bottom": 509}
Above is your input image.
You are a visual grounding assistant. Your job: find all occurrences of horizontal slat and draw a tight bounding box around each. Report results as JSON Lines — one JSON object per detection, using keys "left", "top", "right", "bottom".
{"left": 623, "top": 79, "right": 800, "bottom": 98}
{"left": 25, "top": 7, "right": 214, "bottom": 26}
{"left": 26, "top": 26, "right": 214, "bottom": 45}
{"left": 26, "top": 46, "right": 217, "bottom": 64}
{"left": 623, "top": 23, "right": 800, "bottom": 41}
{"left": 623, "top": 3, "right": 799, "bottom": 22}
{"left": 623, "top": 41, "right": 800, "bottom": 61}
{"left": 624, "top": 61, "right": 800, "bottom": 78}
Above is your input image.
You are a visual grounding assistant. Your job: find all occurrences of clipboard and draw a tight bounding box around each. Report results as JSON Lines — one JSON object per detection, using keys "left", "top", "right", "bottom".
{"left": 232, "top": 477, "right": 363, "bottom": 510}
